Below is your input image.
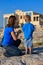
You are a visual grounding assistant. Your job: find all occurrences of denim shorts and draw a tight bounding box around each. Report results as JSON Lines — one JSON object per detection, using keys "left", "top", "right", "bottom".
{"left": 24, "top": 38, "right": 32, "bottom": 48}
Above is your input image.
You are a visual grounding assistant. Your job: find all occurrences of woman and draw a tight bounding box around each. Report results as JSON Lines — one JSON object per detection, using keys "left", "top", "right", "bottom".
{"left": 1, "top": 15, "right": 21, "bottom": 56}
{"left": 2, "top": 15, "right": 21, "bottom": 47}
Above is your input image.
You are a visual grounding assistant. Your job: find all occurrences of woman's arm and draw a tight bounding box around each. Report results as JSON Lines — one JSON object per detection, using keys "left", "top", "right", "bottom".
{"left": 11, "top": 31, "right": 17, "bottom": 41}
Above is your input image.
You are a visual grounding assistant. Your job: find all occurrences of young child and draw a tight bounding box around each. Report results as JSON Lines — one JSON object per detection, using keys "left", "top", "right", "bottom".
{"left": 22, "top": 15, "right": 35, "bottom": 54}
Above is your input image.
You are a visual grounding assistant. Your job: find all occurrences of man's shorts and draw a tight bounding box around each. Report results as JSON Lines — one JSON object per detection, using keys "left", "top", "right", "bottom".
{"left": 24, "top": 38, "right": 32, "bottom": 48}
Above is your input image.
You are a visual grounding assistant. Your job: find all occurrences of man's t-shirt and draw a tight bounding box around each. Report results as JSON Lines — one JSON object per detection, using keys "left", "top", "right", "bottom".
{"left": 2, "top": 27, "right": 14, "bottom": 46}
{"left": 22, "top": 22, "right": 35, "bottom": 40}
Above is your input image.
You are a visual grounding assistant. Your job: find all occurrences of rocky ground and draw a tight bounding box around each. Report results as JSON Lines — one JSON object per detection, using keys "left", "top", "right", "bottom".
{"left": 0, "top": 28, "right": 43, "bottom": 65}
{"left": 0, "top": 46, "right": 43, "bottom": 65}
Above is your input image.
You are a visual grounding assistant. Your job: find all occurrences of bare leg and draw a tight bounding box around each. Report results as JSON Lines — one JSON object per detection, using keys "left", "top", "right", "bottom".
{"left": 29, "top": 47, "right": 32, "bottom": 54}
{"left": 27, "top": 48, "right": 29, "bottom": 54}
{"left": 25, "top": 47, "right": 28, "bottom": 55}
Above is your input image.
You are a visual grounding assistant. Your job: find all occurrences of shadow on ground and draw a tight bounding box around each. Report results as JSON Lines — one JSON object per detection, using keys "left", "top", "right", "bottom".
{"left": 32, "top": 46, "right": 43, "bottom": 54}
{"left": 0, "top": 42, "right": 43, "bottom": 57}
{"left": 5, "top": 46, "right": 43, "bottom": 57}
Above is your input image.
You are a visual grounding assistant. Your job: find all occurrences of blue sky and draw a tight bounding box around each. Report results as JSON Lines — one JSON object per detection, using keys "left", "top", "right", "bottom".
{"left": 0, "top": 0, "right": 43, "bottom": 28}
